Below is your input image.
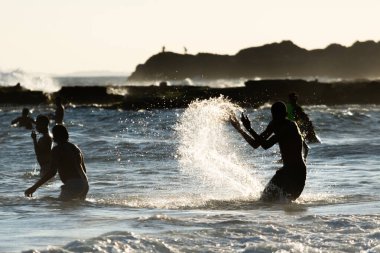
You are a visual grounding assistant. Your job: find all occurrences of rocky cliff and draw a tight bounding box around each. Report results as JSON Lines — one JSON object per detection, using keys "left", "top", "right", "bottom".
{"left": 128, "top": 40, "right": 380, "bottom": 81}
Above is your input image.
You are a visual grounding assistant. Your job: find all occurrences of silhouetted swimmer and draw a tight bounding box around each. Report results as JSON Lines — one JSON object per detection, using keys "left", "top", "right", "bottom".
{"left": 287, "top": 92, "right": 320, "bottom": 144}
{"left": 50, "top": 96, "right": 65, "bottom": 125}
{"left": 25, "top": 125, "right": 89, "bottom": 201}
{"left": 31, "top": 115, "right": 52, "bottom": 177}
{"left": 11, "top": 108, "right": 35, "bottom": 130}
{"left": 230, "top": 101, "right": 307, "bottom": 202}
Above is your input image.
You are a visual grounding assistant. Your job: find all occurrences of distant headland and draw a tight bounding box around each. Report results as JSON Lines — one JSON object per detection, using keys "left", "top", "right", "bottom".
{"left": 128, "top": 40, "right": 380, "bottom": 81}
{"left": 2, "top": 40, "right": 380, "bottom": 109}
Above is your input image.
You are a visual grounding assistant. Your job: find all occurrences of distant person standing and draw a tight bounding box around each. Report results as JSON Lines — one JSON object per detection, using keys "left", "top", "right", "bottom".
{"left": 25, "top": 125, "right": 89, "bottom": 201}
{"left": 52, "top": 96, "right": 64, "bottom": 125}
{"left": 31, "top": 115, "right": 52, "bottom": 177}
{"left": 287, "top": 92, "right": 320, "bottom": 143}
{"left": 11, "top": 108, "right": 35, "bottom": 130}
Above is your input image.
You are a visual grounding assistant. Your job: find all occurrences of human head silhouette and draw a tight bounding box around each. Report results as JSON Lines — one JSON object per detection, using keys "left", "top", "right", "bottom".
{"left": 36, "top": 115, "right": 49, "bottom": 133}
{"left": 52, "top": 124, "right": 69, "bottom": 143}
{"left": 271, "top": 101, "right": 287, "bottom": 121}
{"left": 288, "top": 92, "right": 298, "bottom": 104}
{"left": 22, "top": 108, "right": 30, "bottom": 116}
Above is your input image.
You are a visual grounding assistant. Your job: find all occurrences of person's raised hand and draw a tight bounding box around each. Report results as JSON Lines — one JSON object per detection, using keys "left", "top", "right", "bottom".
{"left": 241, "top": 113, "right": 251, "bottom": 130}
{"left": 230, "top": 114, "right": 241, "bottom": 130}
{"left": 31, "top": 130, "right": 37, "bottom": 140}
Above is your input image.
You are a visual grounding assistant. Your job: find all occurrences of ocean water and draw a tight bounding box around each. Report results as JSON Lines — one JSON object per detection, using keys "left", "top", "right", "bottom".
{"left": 0, "top": 93, "right": 379, "bottom": 252}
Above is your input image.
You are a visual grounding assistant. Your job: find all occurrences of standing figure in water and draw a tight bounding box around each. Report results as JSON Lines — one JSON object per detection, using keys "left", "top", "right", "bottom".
{"left": 230, "top": 101, "right": 307, "bottom": 202}
{"left": 31, "top": 115, "right": 52, "bottom": 177}
{"left": 287, "top": 92, "right": 320, "bottom": 143}
{"left": 11, "top": 108, "right": 35, "bottom": 130}
{"left": 25, "top": 125, "right": 89, "bottom": 201}
{"left": 50, "top": 96, "right": 65, "bottom": 125}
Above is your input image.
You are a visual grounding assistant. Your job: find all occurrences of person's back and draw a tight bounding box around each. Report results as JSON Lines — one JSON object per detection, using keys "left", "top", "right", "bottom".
{"left": 51, "top": 142, "right": 86, "bottom": 183}
{"left": 271, "top": 118, "right": 305, "bottom": 167}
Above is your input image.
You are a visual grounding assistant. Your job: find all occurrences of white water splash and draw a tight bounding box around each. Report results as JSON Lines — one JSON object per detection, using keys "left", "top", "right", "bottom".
{"left": 0, "top": 69, "right": 60, "bottom": 93}
{"left": 176, "top": 96, "right": 262, "bottom": 200}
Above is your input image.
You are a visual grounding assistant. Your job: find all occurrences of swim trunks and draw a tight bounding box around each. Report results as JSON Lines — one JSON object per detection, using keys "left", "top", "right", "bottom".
{"left": 260, "top": 166, "right": 306, "bottom": 202}
{"left": 59, "top": 178, "right": 89, "bottom": 201}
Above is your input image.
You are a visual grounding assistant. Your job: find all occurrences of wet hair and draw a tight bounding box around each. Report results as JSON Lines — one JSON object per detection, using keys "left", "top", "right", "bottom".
{"left": 52, "top": 124, "right": 69, "bottom": 142}
{"left": 36, "top": 115, "right": 49, "bottom": 128}
{"left": 271, "top": 101, "right": 287, "bottom": 120}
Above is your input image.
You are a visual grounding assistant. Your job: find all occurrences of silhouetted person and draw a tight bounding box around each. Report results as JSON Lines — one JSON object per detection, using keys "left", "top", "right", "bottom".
{"left": 230, "top": 101, "right": 307, "bottom": 202}
{"left": 11, "top": 108, "right": 35, "bottom": 130}
{"left": 31, "top": 115, "right": 52, "bottom": 177}
{"left": 287, "top": 92, "right": 319, "bottom": 143}
{"left": 51, "top": 96, "right": 64, "bottom": 125}
{"left": 25, "top": 125, "right": 89, "bottom": 201}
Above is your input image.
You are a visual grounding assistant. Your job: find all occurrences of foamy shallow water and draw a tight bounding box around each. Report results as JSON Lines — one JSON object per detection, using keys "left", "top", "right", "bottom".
{"left": 0, "top": 101, "right": 379, "bottom": 252}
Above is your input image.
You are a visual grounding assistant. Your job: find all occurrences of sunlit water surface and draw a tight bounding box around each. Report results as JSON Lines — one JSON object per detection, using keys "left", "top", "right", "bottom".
{"left": 0, "top": 98, "right": 379, "bottom": 252}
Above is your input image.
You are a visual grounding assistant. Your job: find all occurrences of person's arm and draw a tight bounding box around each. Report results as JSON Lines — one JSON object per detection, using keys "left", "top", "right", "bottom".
{"left": 295, "top": 106, "right": 310, "bottom": 122}
{"left": 82, "top": 163, "right": 87, "bottom": 174}
{"left": 24, "top": 167, "right": 57, "bottom": 197}
{"left": 303, "top": 141, "right": 309, "bottom": 161}
{"left": 11, "top": 117, "right": 20, "bottom": 125}
{"left": 241, "top": 113, "right": 277, "bottom": 150}
{"left": 74, "top": 146, "right": 88, "bottom": 182}
{"left": 80, "top": 151, "right": 87, "bottom": 173}
{"left": 259, "top": 121, "right": 274, "bottom": 140}
{"left": 31, "top": 131, "right": 39, "bottom": 157}
{"left": 230, "top": 115, "right": 260, "bottom": 149}
{"left": 25, "top": 148, "right": 57, "bottom": 197}
{"left": 31, "top": 132, "right": 44, "bottom": 165}
{"left": 32, "top": 134, "right": 51, "bottom": 166}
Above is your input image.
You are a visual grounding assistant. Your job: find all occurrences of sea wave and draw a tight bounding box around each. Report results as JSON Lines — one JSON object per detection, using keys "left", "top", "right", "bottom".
{"left": 0, "top": 69, "right": 60, "bottom": 92}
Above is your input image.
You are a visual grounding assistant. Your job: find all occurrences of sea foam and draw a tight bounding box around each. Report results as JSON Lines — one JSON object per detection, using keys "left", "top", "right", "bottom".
{"left": 0, "top": 69, "right": 60, "bottom": 93}
{"left": 176, "top": 96, "right": 262, "bottom": 200}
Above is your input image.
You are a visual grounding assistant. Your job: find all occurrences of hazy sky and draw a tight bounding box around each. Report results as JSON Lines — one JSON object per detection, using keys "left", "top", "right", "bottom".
{"left": 0, "top": 0, "right": 379, "bottom": 75}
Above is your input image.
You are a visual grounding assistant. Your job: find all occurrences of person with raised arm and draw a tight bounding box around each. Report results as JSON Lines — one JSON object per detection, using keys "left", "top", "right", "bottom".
{"left": 230, "top": 101, "right": 307, "bottom": 202}
{"left": 31, "top": 115, "right": 52, "bottom": 177}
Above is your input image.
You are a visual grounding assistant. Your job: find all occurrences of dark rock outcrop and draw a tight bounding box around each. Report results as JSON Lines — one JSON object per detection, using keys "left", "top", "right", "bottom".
{"left": 0, "top": 84, "right": 47, "bottom": 104}
{"left": 1, "top": 80, "right": 379, "bottom": 109}
{"left": 128, "top": 40, "right": 380, "bottom": 81}
{"left": 121, "top": 80, "right": 380, "bottom": 109}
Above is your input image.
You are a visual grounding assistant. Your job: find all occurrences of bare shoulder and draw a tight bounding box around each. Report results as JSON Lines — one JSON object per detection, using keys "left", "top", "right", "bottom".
{"left": 39, "top": 134, "right": 52, "bottom": 143}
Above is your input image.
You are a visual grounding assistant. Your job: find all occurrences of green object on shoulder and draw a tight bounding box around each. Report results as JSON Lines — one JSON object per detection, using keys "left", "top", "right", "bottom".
{"left": 287, "top": 103, "right": 296, "bottom": 121}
